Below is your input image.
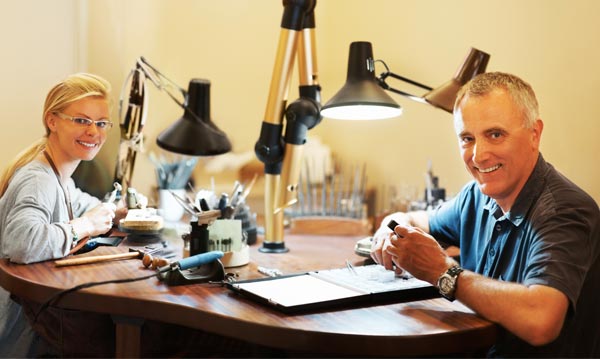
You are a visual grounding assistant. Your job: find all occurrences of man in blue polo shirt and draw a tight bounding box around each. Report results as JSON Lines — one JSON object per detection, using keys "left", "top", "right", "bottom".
{"left": 371, "top": 72, "right": 600, "bottom": 357}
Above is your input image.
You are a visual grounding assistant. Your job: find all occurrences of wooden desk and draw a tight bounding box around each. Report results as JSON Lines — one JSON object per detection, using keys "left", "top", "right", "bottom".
{"left": 0, "top": 231, "right": 496, "bottom": 357}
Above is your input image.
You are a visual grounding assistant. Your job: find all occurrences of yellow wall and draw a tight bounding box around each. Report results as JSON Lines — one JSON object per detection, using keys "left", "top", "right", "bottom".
{"left": 0, "top": 0, "right": 82, "bottom": 169}
{"left": 2, "top": 0, "right": 599, "bottom": 210}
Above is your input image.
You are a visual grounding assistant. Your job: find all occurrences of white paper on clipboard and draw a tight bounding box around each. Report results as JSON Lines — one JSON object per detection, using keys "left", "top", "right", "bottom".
{"left": 232, "top": 274, "right": 365, "bottom": 307}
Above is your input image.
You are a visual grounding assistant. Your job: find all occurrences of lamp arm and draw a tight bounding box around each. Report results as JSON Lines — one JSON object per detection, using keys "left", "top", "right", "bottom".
{"left": 135, "top": 57, "right": 225, "bottom": 131}
{"left": 298, "top": 84, "right": 322, "bottom": 126}
{"left": 284, "top": 97, "right": 320, "bottom": 144}
{"left": 114, "top": 63, "right": 148, "bottom": 189}
{"left": 270, "top": 95, "right": 319, "bottom": 216}
{"left": 377, "top": 70, "right": 433, "bottom": 103}
{"left": 255, "top": 123, "right": 285, "bottom": 175}
{"left": 114, "top": 56, "right": 192, "bottom": 190}
{"left": 136, "top": 57, "right": 188, "bottom": 109}
{"left": 255, "top": 0, "right": 318, "bottom": 252}
{"left": 118, "top": 66, "right": 145, "bottom": 140}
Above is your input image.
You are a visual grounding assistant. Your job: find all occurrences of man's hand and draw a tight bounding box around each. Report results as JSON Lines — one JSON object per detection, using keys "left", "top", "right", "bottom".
{"left": 371, "top": 213, "right": 412, "bottom": 274}
{"left": 385, "top": 223, "right": 455, "bottom": 285}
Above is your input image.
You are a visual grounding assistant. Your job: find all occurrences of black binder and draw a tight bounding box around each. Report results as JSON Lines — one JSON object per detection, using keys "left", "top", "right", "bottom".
{"left": 226, "top": 265, "right": 438, "bottom": 314}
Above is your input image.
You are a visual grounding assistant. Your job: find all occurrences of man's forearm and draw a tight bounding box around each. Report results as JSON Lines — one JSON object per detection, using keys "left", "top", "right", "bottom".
{"left": 406, "top": 210, "right": 430, "bottom": 233}
{"left": 455, "top": 270, "right": 568, "bottom": 346}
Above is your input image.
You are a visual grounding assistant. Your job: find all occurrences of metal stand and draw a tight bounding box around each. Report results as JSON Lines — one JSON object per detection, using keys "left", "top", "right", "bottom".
{"left": 254, "top": 0, "right": 322, "bottom": 253}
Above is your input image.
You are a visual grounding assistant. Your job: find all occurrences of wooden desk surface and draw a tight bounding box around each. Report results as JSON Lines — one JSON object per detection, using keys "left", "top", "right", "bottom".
{"left": 0, "top": 230, "right": 496, "bottom": 357}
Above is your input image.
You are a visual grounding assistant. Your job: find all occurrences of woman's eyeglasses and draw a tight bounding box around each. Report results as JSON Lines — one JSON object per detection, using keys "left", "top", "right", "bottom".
{"left": 54, "top": 112, "right": 114, "bottom": 131}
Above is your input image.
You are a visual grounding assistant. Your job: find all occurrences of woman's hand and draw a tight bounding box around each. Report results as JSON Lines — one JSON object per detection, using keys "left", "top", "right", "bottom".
{"left": 72, "top": 202, "right": 116, "bottom": 238}
{"left": 113, "top": 199, "right": 128, "bottom": 225}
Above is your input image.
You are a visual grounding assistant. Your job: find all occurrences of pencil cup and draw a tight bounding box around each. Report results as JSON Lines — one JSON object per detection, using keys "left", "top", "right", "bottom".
{"left": 158, "top": 189, "right": 185, "bottom": 222}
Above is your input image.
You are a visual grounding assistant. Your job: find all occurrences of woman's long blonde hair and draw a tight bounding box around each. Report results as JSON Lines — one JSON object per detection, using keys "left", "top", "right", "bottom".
{"left": 0, "top": 73, "right": 111, "bottom": 196}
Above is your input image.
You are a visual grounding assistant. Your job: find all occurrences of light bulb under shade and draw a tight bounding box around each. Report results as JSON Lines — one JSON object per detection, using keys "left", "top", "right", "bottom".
{"left": 156, "top": 79, "right": 232, "bottom": 156}
{"left": 321, "top": 103, "right": 401, "bottom": 120}
{"left": 321, "top": 41, "right": 402, "bottom": 120}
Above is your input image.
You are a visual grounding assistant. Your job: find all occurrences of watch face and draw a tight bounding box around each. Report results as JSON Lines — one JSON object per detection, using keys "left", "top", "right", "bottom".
{"left": 440, "top": 276, "right": 453, "bottom": 294}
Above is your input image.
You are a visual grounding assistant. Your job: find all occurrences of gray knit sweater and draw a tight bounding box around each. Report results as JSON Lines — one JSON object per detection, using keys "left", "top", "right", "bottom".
{"left": 0, "top": 159, "right": 101, "bottom": 356}
{"left": 0, "top": 159, "right": 100, "bottom": 264}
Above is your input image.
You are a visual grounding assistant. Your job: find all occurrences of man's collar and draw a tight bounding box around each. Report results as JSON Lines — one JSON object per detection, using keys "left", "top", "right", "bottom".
{"left": 483, "top": 154, "right": 547, "bottom": 226}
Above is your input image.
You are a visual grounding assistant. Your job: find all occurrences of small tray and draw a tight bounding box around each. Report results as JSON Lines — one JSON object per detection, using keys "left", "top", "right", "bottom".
{"left": 119, "top": 226, "right": 164, "bottom": 244}
{"left": 119, "top": 225, "right": 164, "bottom": 236}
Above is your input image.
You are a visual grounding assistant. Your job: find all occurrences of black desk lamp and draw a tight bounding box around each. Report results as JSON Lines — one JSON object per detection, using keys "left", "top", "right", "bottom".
{"left": 157, "top": 78, "right": 232, "bottom": 156}
{"left": 321, "top": 41, "right": 490, "bottom": 119}
{"left": 115, "top": 57, "right": 231, "bottom": 190}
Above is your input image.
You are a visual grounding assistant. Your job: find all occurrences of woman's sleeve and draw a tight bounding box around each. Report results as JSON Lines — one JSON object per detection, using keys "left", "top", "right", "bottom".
{"left": 68, "top": 179, "right": 101, "bottom": 217}
{"left": 2, "top": 172, "right": 73, "bottom": 263}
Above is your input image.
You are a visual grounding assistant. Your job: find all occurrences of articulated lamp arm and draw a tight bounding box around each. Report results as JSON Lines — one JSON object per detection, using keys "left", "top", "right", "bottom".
{"left": 255, "top": 0, "right": 320, "bottom": 253}
{"left": 376, "top": 47, "right": 491, "bottom": 113}
{"left": 116, "top": 56, "right": 187, "bottom": 190}
{"left": 115, "top": 57, "right": 231, "bottom": 191}
{"left": 114, "top": 60, "right": 148, "bottom": 191}
{"left": 377, "top": 65, "right": 432, "bottom": 105}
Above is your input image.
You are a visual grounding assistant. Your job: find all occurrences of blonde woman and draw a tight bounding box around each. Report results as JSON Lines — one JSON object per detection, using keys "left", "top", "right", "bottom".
{"left": 0, "top": 73, "right": 126, "bottom": 356}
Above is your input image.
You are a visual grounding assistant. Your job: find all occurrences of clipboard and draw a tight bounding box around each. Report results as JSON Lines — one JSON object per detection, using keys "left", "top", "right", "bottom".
{"left": 226, "top": 265, "right": 438, "bottom": 314}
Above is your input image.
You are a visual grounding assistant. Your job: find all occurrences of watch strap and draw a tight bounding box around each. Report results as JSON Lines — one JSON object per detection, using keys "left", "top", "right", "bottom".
{"left": 447, "top": 265, "right": 464, "bottom": 277}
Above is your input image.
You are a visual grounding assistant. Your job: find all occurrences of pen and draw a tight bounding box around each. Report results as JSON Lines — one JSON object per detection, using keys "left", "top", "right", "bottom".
{"left": 345, "top": 259, "right": 358, "bottom": 276}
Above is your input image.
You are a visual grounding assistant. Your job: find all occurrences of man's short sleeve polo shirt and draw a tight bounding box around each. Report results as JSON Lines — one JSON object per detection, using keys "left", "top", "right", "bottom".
{"left": 428, "top": 154, "right": 600, "bottom": 357}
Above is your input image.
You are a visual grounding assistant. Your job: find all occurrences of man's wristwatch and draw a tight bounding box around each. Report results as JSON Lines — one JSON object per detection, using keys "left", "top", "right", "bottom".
{"left": 437, "top": 265, "right": 463, "bottom": 301}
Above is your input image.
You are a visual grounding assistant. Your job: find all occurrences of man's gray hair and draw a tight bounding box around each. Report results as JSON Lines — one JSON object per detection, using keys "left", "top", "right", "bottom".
{"left": 454, "top": 72, "right": 539, "bottom": 128}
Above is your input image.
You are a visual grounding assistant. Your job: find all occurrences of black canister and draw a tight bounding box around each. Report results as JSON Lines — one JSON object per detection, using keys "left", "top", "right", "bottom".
{"left": 189, "top": 221, "right": 209, "bottom": 256}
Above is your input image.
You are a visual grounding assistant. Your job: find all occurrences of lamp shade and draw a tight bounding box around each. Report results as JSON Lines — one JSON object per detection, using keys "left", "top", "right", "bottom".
{"left": 321, "top": 41, "right": 402, "bottom": 120}
{"left": 157, "top": 79, "right": 232, "bottom": 156}
{"left": 423, "top": 47, "right": 490, "bottom": 113}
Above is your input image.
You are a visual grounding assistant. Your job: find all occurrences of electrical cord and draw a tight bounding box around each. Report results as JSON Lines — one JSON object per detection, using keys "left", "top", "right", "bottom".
{"left": 33, "top": 251, "right": 226, "bottom": 323}
{"left": 33, "top": 268, "right": 170, "bottom": 324}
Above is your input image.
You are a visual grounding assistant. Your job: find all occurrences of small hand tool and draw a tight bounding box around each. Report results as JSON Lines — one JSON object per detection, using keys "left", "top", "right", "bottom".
{"left": 54, "top": 248, "right": 165, "bottom": 267}
{"left": 55, "top": 250, "right": 142, "bottom": 267}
